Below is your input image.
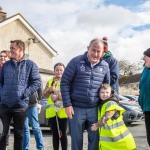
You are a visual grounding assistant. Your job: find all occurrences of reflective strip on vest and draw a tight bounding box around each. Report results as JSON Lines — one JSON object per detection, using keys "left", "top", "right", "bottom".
{"left": 46, "top": 104, "right": 54, "bottom": 109}
{"left": 102, "top": 121, "right": 124, "bottom": 130}
{"left": 105, "top": 101, "right": 117, "bottom": 109}
{"left": 99, "top": 129, "right": 130, "bottom": 142}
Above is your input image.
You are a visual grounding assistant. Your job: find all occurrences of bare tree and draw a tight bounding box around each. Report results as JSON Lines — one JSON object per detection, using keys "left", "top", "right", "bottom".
{"left": 119, "top": 59, "right": 143, "bottom": 76}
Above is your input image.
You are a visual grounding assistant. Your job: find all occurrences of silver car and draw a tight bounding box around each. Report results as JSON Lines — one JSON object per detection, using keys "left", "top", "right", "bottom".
{"left": 118, "top": 96, "right": 144, "bottom": 124}
{"left": 38, "top": 99, "right": 49, "bottom": 127}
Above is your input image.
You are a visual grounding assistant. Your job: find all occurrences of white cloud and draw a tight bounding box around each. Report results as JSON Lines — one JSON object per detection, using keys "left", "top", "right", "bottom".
{"left": 1, "top": 0, "right": 150, "bottom": 67}
{"left": 112, "top": 29, "right": 150, "bottom": 63}
{"left": 139, "top": 0, "right": 150, "bottom": 10}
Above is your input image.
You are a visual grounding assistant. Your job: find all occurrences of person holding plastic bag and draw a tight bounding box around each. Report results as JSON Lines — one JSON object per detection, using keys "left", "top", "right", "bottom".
{"left": 43, "top": 62, "right": 68, "bottom": 150}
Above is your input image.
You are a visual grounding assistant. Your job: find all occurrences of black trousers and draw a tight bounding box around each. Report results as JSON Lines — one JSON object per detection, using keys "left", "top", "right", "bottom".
{"left": 0, "top": 119, "right": 10, "bottom": 146}
{"left": 49, "top": 116, "right": 68, "bottom": 150}
{"left": 144, "top": 111, "right": 150, "bottom": 146}
{"left": 0, "top": 105, "right": 26, "bottom": 150}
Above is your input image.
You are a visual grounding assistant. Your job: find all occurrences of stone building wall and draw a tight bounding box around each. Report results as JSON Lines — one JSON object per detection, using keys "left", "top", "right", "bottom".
{"left": 0, "top": 19, "right": 53, "bottom": 70}
{"left": 0, "top": 18, "right": 56, "bottom": 85}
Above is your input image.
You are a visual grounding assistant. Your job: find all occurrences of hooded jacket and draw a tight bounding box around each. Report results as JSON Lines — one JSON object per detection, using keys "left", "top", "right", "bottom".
{"left": 28, "top": 86, "right": 43, "bottom": 107}
{"left": 138, "top": 67, "right": 150, "bottom": 112}
{"left": 0, "top": 55, "right": 41, "bottom": 108}
{"left": 28, "top": 76, "right": 43, "bottom": 107}
{"left": 103, "top": 51, "right": 119, "bottom": 93}
{"left": 61, "top": 51, "right": 110, "bottom": 108}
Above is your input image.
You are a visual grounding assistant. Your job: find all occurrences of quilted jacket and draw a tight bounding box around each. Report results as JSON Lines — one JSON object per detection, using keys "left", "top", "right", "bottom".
{"left": 61, "top": 51, "right": 110, "bottom": 108}
{"left": 103, "top": 51, "right": 119, "bottom": 93}
{"left": 0, "top": 55, "right": 41, "bottom": 108}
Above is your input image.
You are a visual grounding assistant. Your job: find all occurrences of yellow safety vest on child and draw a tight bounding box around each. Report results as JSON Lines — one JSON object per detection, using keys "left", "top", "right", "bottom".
{"left": 98, "top": 101, "right": 136, "bottom": 150}
{"left": 46, "top": 78, "right": 67, "bottom": 119}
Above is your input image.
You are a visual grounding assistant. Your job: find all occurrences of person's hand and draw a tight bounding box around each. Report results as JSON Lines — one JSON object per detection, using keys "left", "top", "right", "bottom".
{"left": 51, "top": 94, "right": 58, "bottom": 101}
{"left": 36, "top": 104, "right": 42, "bottom": 114}
{"left": 49, "top": 86, "right": 54, "bottom": 94}
{"left": 54, "top": 89, "right": 60, "bottom": 95}
{"left": 65, "top": 106, "right": 74, "bottom": 119}
{"left": 58, "top": 93, "right": 62, "bottom": 100}
{"left": 91, "top": 123, "right": 98, "bottom": 131}
{"left": 54, "top": 90, "right": 62, "bottom": 100}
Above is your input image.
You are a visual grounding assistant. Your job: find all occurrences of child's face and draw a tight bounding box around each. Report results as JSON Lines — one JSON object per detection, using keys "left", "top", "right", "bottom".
{"left": 54, "top": 65, "right": 64, "bottom": 79}
{"left": 99, "top": 88, "right": 111, "bottom": 101}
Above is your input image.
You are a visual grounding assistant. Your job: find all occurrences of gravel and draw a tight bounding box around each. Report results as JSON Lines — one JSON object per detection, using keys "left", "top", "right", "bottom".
{"left": 7, "top": 121, "right": 149, "bottom": 150}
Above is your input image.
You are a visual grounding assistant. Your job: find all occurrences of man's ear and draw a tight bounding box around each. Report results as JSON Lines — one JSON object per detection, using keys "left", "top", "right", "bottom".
{"left": 19, "top": 47, "right": 24, "bottom": 52}
{"left": 87, "top": 46, "right": 89, "bottom": 50}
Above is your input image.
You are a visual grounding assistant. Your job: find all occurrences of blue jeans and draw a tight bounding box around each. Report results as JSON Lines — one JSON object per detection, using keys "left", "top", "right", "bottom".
{"left": 69, "top": 106, "right": 98, "bottom": 150}
{"left": 23, "top": 106, "right": 44, "bottom": 150}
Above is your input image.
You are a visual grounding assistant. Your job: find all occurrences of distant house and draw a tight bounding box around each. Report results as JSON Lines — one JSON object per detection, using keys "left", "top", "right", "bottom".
{"left": 0, "top": 8, "right": 58, "bottom": 86}
{"left": 119, "top": 74, "right": 141, "bottom": 95}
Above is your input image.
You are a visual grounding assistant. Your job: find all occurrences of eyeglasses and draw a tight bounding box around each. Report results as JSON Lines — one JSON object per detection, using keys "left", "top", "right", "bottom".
{"left": 0, "top": 55, "right": 7, "bottom": 58}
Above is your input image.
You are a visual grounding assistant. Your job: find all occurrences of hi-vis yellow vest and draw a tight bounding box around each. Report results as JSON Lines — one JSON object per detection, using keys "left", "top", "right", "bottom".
{"left": 46, "top": 78, "right": 67, "bottom": 119}
{"left": 98, "top": 101, "right": 136, "bottom": 150}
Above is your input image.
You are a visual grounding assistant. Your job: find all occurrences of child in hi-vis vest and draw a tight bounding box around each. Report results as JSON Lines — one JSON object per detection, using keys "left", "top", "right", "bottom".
{"left": 91, "top": 84, "right": 136, "bottom": 150}
{"left": 43, "top": 63, "right": 68, "bottom": 150}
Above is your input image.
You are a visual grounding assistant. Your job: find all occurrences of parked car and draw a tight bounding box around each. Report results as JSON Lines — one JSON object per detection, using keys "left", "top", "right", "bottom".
{"left": 119, "top": 95, "right": 136, "bottom": 102}
{"left": 38, "top": 97, "right": 144, "bottom": 126}
{"left": 123, "top": 95, "right": 139, "bottom": 101}
{"left": 38, "top": 98, "right": 49, "bottom": 127}
{"left": 118, "top": 96, "right": 144, "bottom": 124}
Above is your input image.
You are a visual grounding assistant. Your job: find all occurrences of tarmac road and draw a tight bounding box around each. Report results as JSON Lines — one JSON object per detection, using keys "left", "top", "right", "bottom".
{"left": 7, "top": 120, "right": 149, "bottom": 150}
{"left": 128, "top": 121, "right": 149, "bottom": 150}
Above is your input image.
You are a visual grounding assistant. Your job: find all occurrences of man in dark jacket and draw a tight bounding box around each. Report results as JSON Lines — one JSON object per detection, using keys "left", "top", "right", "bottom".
{"left": 102, "top": 37, "right": 119, "bottom": 93}
{"left": 0, "top": 40, "right": 41, "bottom": 150}
{"left": 61, "top": 38, "right": 110, "bottom": 150}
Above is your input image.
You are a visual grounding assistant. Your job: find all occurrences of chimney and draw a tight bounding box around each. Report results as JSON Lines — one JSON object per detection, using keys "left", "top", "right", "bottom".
{"left": 0, "top": 7, "right": 7, "bottom": 21}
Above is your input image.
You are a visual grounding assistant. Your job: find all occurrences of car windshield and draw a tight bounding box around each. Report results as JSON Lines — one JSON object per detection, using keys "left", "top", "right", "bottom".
{"left": 119, "top": 95, "right": 131, "bottom": 101}
{"left": 123, "top": 95, "right": 139, "bottom": 101}
{"left": 119, "top": 95, "right": 137, "bottom": 102}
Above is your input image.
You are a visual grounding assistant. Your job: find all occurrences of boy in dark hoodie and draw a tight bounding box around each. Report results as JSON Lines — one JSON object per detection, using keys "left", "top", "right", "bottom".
{"left": 22, "top": 85, "right": 44, "bottom": 150}
{"left": 91, "top": 84, "right": 136, "bottom": 150}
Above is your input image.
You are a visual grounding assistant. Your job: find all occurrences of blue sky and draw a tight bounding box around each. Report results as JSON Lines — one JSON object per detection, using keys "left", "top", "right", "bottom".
{"left": 105, "top": 0, "right": 143, "bottom": 10}
{"left": 1, "top": 0, "right": 150, "bottom": 67}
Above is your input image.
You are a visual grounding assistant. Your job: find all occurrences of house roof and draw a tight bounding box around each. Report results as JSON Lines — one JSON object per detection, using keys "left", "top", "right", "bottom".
{"left": 39, "top": 68, "right": 54, "bottom": 75}
{"left": 0, "top": 13, "right": 58, "bottom": 56}
{"left": 119, "top": 73, "right": 141, "bottom": 85}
